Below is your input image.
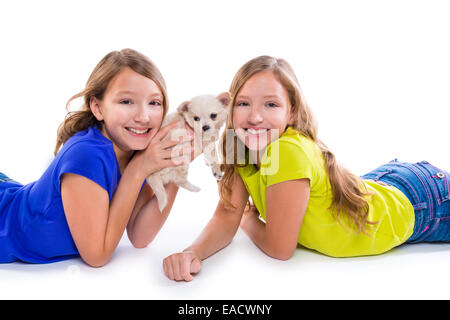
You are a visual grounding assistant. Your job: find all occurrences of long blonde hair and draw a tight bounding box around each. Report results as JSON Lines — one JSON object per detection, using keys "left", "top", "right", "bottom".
{"left": 219, "top": 56, "right": 376, "bottom": 235}
{"left": 54, "top": 48, "right": 168, "bottom": 155}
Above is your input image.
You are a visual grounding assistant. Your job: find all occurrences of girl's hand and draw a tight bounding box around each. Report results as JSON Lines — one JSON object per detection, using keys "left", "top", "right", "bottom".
{"left": 163, "top": 251, "right": 202, "bottom": 282}
{"left": 130, "top": 121, "right": 193, "bottom": 179}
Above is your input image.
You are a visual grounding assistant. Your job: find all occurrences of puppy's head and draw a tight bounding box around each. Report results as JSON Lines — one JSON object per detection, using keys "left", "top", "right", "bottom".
{"left": 177, "top": 92, "right": 230, "bottom": 137}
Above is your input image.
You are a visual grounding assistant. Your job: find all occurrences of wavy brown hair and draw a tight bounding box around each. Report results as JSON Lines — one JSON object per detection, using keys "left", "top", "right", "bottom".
{"left": 219, "top": 56, "right": 376, "bottom": 235}
{"left": 54, "top": 48, "right": 168, "bottom": 155}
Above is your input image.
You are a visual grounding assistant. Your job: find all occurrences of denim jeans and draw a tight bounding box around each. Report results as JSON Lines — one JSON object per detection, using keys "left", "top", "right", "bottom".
{"left": 361, "top": 160, "right": 450, "bottom": 243}
{"left": 0, "top": 172, "right": 20, "bottom": 186}
{"left": 0, "top": 172, "right": 13, "bottom": 183}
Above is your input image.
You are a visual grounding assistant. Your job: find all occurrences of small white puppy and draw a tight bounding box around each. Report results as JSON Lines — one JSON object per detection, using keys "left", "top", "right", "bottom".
{"left": 146, "top": 92, "right": 230, "bottom": 212}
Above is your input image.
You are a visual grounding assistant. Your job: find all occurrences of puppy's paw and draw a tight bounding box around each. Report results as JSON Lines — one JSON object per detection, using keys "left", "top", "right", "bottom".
{"left": 157, "top": 194, "right": 168, "bottom": 212}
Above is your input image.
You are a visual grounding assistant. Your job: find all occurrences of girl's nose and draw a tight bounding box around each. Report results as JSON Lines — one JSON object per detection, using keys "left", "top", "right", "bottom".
{"left": 134, "top": 104, "right": 150, "bottom": 123}
{"left": 248, "top": 105, "right": 263, "bottom": 124}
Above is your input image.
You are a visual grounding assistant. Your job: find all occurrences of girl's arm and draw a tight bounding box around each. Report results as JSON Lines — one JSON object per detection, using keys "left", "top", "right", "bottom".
{"left": 126, "top": 182, "right": 179, "bottom": 248}
{"left": 61, "top": 121, "right": 187, "bottom": 267}
{"left": 126, "top": 122, "right": 197, "bottom": 248}
{"left": 61, "top": 167, "right": 144, "bottom": 267}
{"left": 163, "top": 172, "right": 249, "bottom": 282}
{"left": 240, "top": 179, "right": 310, "bottom": 260}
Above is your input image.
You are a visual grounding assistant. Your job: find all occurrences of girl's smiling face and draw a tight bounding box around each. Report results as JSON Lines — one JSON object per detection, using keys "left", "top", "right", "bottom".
{"left": 90, "top": 67, "right": 164, "bottom": 161}
{"left": 233, "top": 71, "right": 293, "bottom": 152}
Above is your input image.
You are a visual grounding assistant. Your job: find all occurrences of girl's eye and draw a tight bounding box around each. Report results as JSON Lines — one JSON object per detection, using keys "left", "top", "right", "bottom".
{"left": 120, "top": 99, "right": 132, "bottom": 105}
{"left": 267, "top": 102, "right": 278, "bottom": 108}
{"left": 236, "top": 101, "right": 249, "bottom": 107}
{"left": 194, "top": 116, "right": 200, "bottom": 121}
{"left": 210, "top": 113, "right": 217, "bottom": 119}
{"left": 149, "top": 100, "right": 161, "bottom": 106}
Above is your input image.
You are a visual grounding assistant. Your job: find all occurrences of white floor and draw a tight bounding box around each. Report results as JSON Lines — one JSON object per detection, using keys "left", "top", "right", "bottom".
{"left": 1, "top": 163, "right": 450, "bottom": 300}
{"left": 1, "top": 230, "right": 450, "bottom": 300}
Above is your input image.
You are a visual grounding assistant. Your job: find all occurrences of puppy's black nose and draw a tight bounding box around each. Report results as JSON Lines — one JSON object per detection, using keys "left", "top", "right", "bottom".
{"left": 202, "top": 125, "right": 210, "bottom": 131}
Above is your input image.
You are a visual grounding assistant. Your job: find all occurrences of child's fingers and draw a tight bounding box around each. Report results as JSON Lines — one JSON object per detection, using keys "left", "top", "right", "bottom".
{"left": 169, "top": 156, "right": 189, "bottom": 167}
{"left": 164, "top": 254, "right": 195, "bottom": 282}
{"left": 155, "top": 121, "right": 181, "bottom": 141}
{"left": 160, "top": 149, "right": 190, "bottom": 164}
{"left": 162, "top": 259, "right": 168, "bottom": 278}
{"left": 168, "top": 257, "right": 179, "bottom": 281}
{"left": 166, "top": 146, "right": 192, "bottom": 160}
{"left": 181, "top": 260, "right": 194, "bottom": 282}
{"left": 161, "top": 135, "right": 193, "bottom": 150}
{"left": 163, "top": 258, "right": 174, "bottom": 280}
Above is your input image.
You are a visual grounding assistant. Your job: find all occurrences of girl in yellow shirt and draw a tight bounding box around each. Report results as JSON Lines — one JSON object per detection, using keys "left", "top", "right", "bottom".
{"left": 163, "top": 56, "right": 449, "bottom": 281}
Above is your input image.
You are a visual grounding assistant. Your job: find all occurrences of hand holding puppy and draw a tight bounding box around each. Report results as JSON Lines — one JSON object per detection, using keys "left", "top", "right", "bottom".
{"left": 146, "top": 92, "right": 230, "bottom": 212}
{"left": 129, "top": 121, "right": 192, "bottom": 180}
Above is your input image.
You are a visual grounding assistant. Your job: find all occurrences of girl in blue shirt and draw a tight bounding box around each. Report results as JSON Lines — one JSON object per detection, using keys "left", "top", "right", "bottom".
{"left": 0, "top": 49, "right": 192, "bottom": 266}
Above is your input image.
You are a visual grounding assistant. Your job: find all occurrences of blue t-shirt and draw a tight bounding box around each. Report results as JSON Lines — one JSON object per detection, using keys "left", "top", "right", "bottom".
{"left": 0, "top": 125, "right": 121, "bottom": 263}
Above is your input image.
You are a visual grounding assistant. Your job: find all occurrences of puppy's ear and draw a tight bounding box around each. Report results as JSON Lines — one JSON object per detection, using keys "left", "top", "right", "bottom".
{"left": 177, "top": 101, "right": 191, "bottom": 114}
{"left": 216, "top": 92, "right": 230, "bottom": 107}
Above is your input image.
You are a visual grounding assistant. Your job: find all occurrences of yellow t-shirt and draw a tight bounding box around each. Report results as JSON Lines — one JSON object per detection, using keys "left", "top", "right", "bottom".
{"left": 236, "top": 127, "right": 415, "bottom": 257}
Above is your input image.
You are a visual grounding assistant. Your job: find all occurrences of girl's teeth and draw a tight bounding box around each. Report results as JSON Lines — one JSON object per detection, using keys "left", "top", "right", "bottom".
{"left": 247, "top": 128, "right": 267, "bottom": 134}
{"left": 128, "top": 128, "right": 149, "bottom": 134}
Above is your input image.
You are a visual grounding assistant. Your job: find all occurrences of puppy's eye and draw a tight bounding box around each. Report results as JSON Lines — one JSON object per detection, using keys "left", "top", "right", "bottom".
{"left": 194, "top": 116, "right": 200, "bottom": 121}
{"left": 210, "top": 113, "right": 217, "bottom": 120}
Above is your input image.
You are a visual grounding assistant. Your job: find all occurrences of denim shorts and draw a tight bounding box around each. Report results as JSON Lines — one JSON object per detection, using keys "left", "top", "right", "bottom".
{"left": 361, "top": 160, "right": 450, "bottom": 243}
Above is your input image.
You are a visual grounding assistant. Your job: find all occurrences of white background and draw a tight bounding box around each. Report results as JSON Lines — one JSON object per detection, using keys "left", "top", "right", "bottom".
{"left": 0, "top": 0, "right": 449, "bottom": 299}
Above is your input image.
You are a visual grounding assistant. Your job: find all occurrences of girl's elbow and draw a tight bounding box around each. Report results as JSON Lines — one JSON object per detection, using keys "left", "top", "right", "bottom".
{"left": 128, "top": 232, "right": 153, "bottom": 249}
{"left": 127, "top": 227, "right": 151, "bottom": 249}
{"left": 278, "top": 253, "right": 293, "bottom": 261}
{"left": 80, "top": 249, "right": 111, "bottom": 268}
{"left": 266, "top": 244, "right": 295, "bottom": 261}
{"left": 86, "top": 260, "right": 106, "bottom": 268}
{"left": 270, "top": 251, "right": 293, "bottom": 261}
{"left": 83, "top": 254, "right": 109, "bottom": 268}
{"left": 131, "top": 238, "right": 150, "bottom": 249}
